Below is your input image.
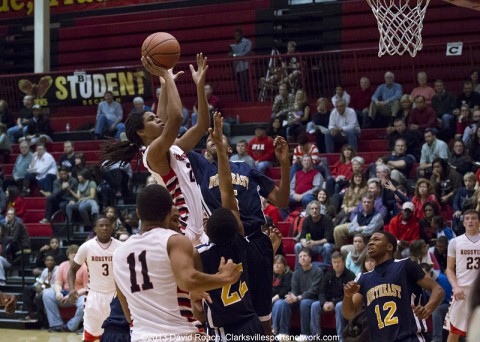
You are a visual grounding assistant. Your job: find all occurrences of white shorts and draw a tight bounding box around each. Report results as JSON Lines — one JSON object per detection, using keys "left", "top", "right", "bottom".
{"left": 83, "top": 290, "right": 115, "bottom": 339}
{"left": 444, "top": 287, "right": 470, "bottom": 336}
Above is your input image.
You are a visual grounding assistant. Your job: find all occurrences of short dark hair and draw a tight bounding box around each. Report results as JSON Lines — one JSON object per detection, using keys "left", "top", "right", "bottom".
{"left": 299, "top": 247, "right": 312, "bottom": 258}
{"left": 464, "top": 209, "right": 480, "bottom": 219}
{"left": 436, "top": 236, "right": 449, "bottom": 245}
{"left": 424, "top": 127, "right": 437, "bottom": 136}
{"left": 376, "top": 231, "right": 398, "bottom": 254}
{"left": 58, "top": 165, "right": 69, "bottom": 173}
{"left": 137, "top": 184, "right": 173, "bottom": 222}
{"left": 206, "top": 208, "right": 239, "bottom": 244}
{"left": 420, "top": 263, "right": 432, "bottom": 273}
{"left": 331, "top": 251, "right": 345, "bottom": 261}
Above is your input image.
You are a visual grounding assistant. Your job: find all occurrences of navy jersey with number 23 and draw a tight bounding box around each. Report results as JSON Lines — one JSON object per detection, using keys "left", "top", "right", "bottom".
{"left": 357, "top": 258, "right": 427, "bottom": 342}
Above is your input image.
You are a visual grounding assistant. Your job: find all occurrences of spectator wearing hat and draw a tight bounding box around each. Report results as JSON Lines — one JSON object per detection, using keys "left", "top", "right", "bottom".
{"left": 248, "top": 125, "right": 275, "bottom": 173}
{"left": 21, "top": 104, "right": 53, "bottom": 146}
{"left": 7, "top": 95, "right": 33, "bottom": 143}
{"left": 325, "top": 99, "right": 360, "bottom": 153}
{"left": 417, "top": 128, "right": 449, "bottom": 178}
{"left": 384, "top": 202, "right": 420, "bottom": 244}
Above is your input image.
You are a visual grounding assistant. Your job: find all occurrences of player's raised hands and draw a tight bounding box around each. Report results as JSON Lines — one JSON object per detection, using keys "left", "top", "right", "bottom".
{"left": 141, "top": 56, "right": 170, "bottom": 79}
{"left": 159, "top": 68, "right": 185, "bottom": 86}
{"left": 190, "top": 53, "right": 208, "bottom": 86}
{"left": 217, "top": 257, "right": 241, "bottom": 285}
{"left": 273, "top": 136, "right": 290, "bottom": 165}
{"left": 208, "top": 112, "right": 224, "bottom": 148}
{"left": 343, "top": 281, "right": 361, "bottom": 298}
{"left": 267, "top": 227, "right": 283, "bottom": 255}
{"left": 0, "top": 292, "right": 16, "bottom": 314}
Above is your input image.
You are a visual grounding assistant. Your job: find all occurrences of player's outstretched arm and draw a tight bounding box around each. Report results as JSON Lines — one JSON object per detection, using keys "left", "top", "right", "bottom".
{"left": 153, "top": 68, "right": 185, "bottom": 124}
{"left": 342, "top": 281, "right": 363, "bottom": 320}
{"left": 176, "top": 53, "right": 209, "bottom": 153}
{"left": 208, "top": 112, "right": 245, "bottom": 236}
{"left": 413, "top": 276, "right": 444, "bottom": 320}
{"left": 0, "top": 292, "right": 17, "bottom": 314}
{"left": 168, "top": 234, "right": 241, "bottom": 292}
{"left": 115, "top": 284, "right": 132, "bottom": 324}
{"left": 267, "top": 136, "right": 291, "bottom": 208}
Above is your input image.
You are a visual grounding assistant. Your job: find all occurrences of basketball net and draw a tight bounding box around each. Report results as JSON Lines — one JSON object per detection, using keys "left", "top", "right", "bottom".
{"left": 366, "top": 0, "right": 431, "bottom": 57}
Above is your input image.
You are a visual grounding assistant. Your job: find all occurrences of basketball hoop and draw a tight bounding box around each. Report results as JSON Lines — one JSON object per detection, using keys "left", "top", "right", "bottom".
{"left": 366, "top": 0, "right": 431, "bottom": 57}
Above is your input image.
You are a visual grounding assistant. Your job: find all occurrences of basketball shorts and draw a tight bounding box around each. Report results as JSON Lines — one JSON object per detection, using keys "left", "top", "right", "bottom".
{"left": 444, "top": 287, "right": 471, "bottom": 337}
{"left": 245, "top": 230, "right": 273, "bottom": 321}
{"left": 100, "top": 325, "right": 131, "bottom": 342}
{"left": 211, "top": 316, "right": 264, "bottom": 342}
{"left": 394, "top": 333, "right": 427, "bottom": 342}
{"left": 84, "top": 290, "right": 115, "bottom": 340}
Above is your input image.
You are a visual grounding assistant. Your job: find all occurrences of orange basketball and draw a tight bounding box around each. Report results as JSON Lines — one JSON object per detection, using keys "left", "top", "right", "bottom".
{"left": 141, "top": 32, "right": 181, "bottom": 69}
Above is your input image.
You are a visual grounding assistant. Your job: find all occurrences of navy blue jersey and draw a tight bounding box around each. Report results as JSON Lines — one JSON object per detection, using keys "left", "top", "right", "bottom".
{"left": 197, "top": 236, "right": 259, "bottom": 329}
{"left": 357, "top": 258, "right": 426, "bottom": 342}
{"left": 101, "top": 294, "right": 130, "bottom": 331}
{"left": 187, "top": 151, "right": 275, "bottom": 235}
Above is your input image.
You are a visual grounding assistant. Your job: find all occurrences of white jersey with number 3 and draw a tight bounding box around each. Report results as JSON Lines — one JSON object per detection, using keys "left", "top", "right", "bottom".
{"left": 448, "top": 234, "right": 480, "bottom": 288}
{"left": 74, "top": 237, "right": 123, "bottom": 293}
{"left": 113, "top": 228, "right": 200, "bottom": 341}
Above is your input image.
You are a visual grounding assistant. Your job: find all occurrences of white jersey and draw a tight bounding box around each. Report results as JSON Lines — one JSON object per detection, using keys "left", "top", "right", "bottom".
{"left": 448, "top": 233, "right": 480, "bottom": 288}
{"left": 143, "top": 144, "right": 208, "bottom": 243}
{"left": 113, "top": 228, "right": 200, "bottom": 341}
{"left": 74, "top": 237, "right": 123, "bottom": 293}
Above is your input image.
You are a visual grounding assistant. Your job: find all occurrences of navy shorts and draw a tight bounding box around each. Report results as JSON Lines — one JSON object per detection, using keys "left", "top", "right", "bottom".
{"left": 211, "top": 316, "right": 264, "bottom": 341}
{"left": 245, "top": 230, "right": 273, "bottom": 321}
{"left": 100, "top": 326, "right": 131, "bottom": 342}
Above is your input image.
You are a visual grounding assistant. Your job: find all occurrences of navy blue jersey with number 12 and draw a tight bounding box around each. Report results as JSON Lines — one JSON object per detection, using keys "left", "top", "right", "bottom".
{"left": 357, "top": 258, "right": 427, "bottom": 342}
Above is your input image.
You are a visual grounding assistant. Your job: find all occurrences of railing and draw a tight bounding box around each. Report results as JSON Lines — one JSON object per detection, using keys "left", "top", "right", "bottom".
{"left": 1, "top": 41, "right": 479, "bottom": 113}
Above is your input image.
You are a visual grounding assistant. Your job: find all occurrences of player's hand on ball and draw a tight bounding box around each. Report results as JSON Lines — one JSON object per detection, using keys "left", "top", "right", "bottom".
{"left": 217, "top": 257, "right": 241, "bottom": 284}
{"left": 190, "top": 53, "right": 209, "bottom": 86}
{"left": 343, "top": 281, "right": 360, "bottom": 298}
{"left": 141, "top": 56, "right": 169, "bottom": 78}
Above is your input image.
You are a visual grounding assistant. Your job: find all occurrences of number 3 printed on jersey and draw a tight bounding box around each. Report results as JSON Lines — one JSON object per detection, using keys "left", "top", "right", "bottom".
{"left": 127, "top": 250, "right": 154, "bottom": 293}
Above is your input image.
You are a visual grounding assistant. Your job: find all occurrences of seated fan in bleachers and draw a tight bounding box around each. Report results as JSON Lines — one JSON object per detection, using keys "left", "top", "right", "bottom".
{"left": 7, "top": 95, "right": 33, "bottom": 144}
{"left": 349, "top": 77, "right": 374, "bottom": 128}
{"left": 324, "top": 99, "right": 360, "bottom": 154}
{"left": 20, "top": 104, "right": 53, "bottom": 146}
{"left": 32, "top": 236, "right": 66, "bottom": 277}
{"left": 0, "top": 123, "right": 11, "bottom": 164}
{"left": 410, "top": 71, "right": 436, "bottom": 106}
{"left": 2, "top": 185, "right": 25, "bottom": 223}
{"left": 369, "top": 71, "right": 403, "bottom": 127}
{"left": 306, "top": 97, "right": 330, "bottom": 153}
{"left": 248, "top": 125, "right": 275, "bottom": 174}
{"left": 289, "top": 155, "right": 324, "bottom": 209}
{"left": 57, "top": 141, "right": 76, "bottom": 173}
{"left": 230, "top": 139, "right": 255, "bottom": 167}
{"left": 100, "top": 159, "right": 132, "bottom": 203}
{"left": 94, "top": 90, "right": 125, "bottom": 140}
{"left": 2, "top": 140, "right": 32, "bottom": 192}
{"left": 130, "top": 96, "right": 151, "bottom": 113}
{"left": 407, "top": 95, "right": 440, "bottom": 133}
{"left": 387, "top": 118, "right": 422, "bottom": 161}
{"left": 22, "top": 144, "right": 57, "bottom": 196}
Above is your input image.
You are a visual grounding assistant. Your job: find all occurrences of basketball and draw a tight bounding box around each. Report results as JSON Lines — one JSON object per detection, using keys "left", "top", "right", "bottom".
{"left": 141, "top": 32, "right": 181, "bottom": 69}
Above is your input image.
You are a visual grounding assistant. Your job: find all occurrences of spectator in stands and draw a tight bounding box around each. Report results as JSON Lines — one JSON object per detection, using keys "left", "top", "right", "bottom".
{"left": 22, "top": 254, "right": 57, "bottom": 324}
{"left": 306, "top": 97, "right": 330, "bottom": 153}
{"left": 43, "top": 244, "right": 88, "bottom": 333}
{"left": 334, "top": 171, "right": 368, "bottom": 226}
{"left": 310, "top": 251, "right": 355, "bottom": 339}
{"left": 387, "top": 118, "right": 421, "bottom": 161}
{"left": 325, "top": 144, "right": 354, "bottom": 196}
{"left": 0, "top": 123, "right": 11, "bottom": 163}
{"left": 417, "top": 128, "right": 449, "bottom": 178}
{"left": 420, "top": 263, "right": 452, "bottom": 342}
{"left": 3, "top": 140, "right": 32, "bottom": 191}
{"left": 150, "top": 87, "right": 161, "bottom": 111}
{"left": 272, "top": 83, "right": 294, "bottom": 121}
{"left": 192, "top": 84, "right": 220, "bottom": 126}
{"left": 95, "top": 90, "right": 124, "bottom": 140}
{"left": 261, "top": 197, "right": 282, "bottom": 227}
{"left": 131, "top": 96, "right": 151, "bottom": 113}
{"left": 449, "top": 139, "right": 473, "bottom": 176}
{"left": 32, "top": 236, "right": 66, "bottom": 277}
{"left": 230, "top": 28, "right": 252, "bottom": 102}
{"left": 115, "top": 229, "right": 130, "bottom": 242}
{"left": 3, "top": 185, "right": 25, "bottom": 222}
{"left": 331, "top": 85, "right": 350, "bottom": 108}
{"left": 101, "top": 159, "right": 132, "bottom": 202}
{"left": 71, "top": 152, "right": 86, "bottom": 179}
{"left": 470, "top": 69, "right": 480, "bottom": 93}
{"left": 333, "top": 192, "right": 384, "bottom": 252}
{"left": 408, "top": 95, "right": 439, "bottom": 132}
{"left": 452, "top": 172, "right": 476, "bottom": 235}
{"left": 350, "top": 77, "right": 375, "bottom": 128}
{"left": 23, "top": 144, "right": 57, "bottom": 196}
{"left": 325, "top": 99, "right": 360, "bottom": 153}
{"left": 412, "top": 178, "right": 440, "bottom": 221}
{"left": 104, "top": 206, "right": 124, "bottom": 233}
{"left": 290, "top": 155, "right": 324, "bottom": 209}
{"left": 411, "top": 71, "right": 436, "bottom": 106}
{"left": 428, "top": 235, "right": 448, "bottom": 273}
{"left": 0, "top": 99, "right": 14, "bottom": 129}
{"left": 431, "top": 157, "right": 462, "bottom": 210}
{"left": 345, "top": 234, "right": 367, "bottom": 276}
{"left": 291, "top": 133, "right": 322, "bottom": 180}
{"left": 431, "top": 215, "right": 456, "bottom": 241}
{"left": 266, "top": 117, "right": 287, "bottom": 140}
{"left": 454, "top": 81, "right": 480, "bottom": 115}
{"left": 409, "top": 239, "right": 440, "bottom": 270}
{"left": 273, "top": 248, "right": 323, "bottom": 340}
{"left": 0, "top": 208, "right": 31, "bottom": 285}
{"left": 287, "top": 89, "right": 310, "bottom": 142}
{"left": 369, "top": 71, "right": 402, "bottom": 127}
{"left": 385, "top": 201, "right": 420, "bottom": 245}
{"left": 7, "top": 95, "right": 33, "bottom": 143}
{"left": 393, "top": 94, "right": 413, "bottom": 126}
{"left": 384, "top": 137, "right": 416, "bottom": 185}
{"left": 272, "top": 254, "right": 293, "bottom": 336}
{"left": 248, "top": 125, "right": 275, "bottom": 173}
{"left": 456, "top": 104, "right": 472, "bottom": 138}
{"left": 294, "top": 200, "right": 334, "bottom": 269}
{"left": 468, "top": 126, "right": 480, "bottom": 163}
{"left": 230, "top": 139, "right": 255, "bottom": 167}
{"left": 462, "top": 109, "right": 480, "bottom": 146}
{"left": 40, "top": 166, "right": 78, "bottom": 224}
{"left": 432, "top": 79, "right": 457, "bottom": 133}
{"left": 65, "top": 168, "right": 99, "bottom": 230}
{"left": 22, "top": 104, "right": 53, "bottom": 146}
{"left": 316, "top": 189, "right": 336, "bottom": 220}
{"left": 281, "top": 41, "right": 302, "bottom": 90}
{"left": 57, "top": 141, "right": 76, "bottom": 172}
